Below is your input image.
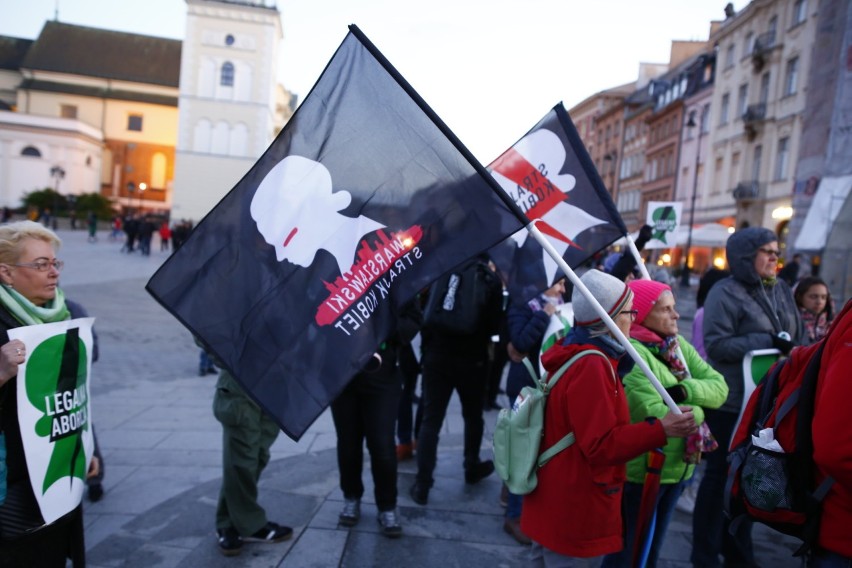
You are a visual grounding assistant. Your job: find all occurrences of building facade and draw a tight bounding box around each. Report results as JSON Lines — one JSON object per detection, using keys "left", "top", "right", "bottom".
{"left": 0, "top": 1, "right": 293, "bottom": 221}
{"left": 789, "top": 0, "right": 852, "bottom": 301}
{"left": 704, "top": 0, "right": 817, "bottom": 245}
{"left": 0, "top": 21, "right": 181, "bottom": 212}
{"left": 171, "top": 0, "right": 289, "bottom": 221}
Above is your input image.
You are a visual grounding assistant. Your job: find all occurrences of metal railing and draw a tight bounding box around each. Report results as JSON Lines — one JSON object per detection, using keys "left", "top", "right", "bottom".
{"left": 742, "top": 103, "right": 767, "bottom": 124}
{"left": 733, "top": 181, "right": 763, "bottom": 200}
{"left": 751, "top": 31, "right": 777, "bottom": 71}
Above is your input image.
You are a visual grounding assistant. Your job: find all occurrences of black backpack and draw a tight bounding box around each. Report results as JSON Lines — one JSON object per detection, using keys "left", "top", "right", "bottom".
{"left": 724, "top": 339, "right": 833, "bottom": 558}
{"left": 423, "top": 259, "right": 500, "bottom": 336}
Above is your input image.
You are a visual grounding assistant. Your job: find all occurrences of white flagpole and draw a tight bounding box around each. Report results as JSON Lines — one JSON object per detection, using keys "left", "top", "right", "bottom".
{"left": 626, "top": 238, "right": 651, "bottom": 280}
{"left": 527, "top": 222, "right": 681, "bottom": 414}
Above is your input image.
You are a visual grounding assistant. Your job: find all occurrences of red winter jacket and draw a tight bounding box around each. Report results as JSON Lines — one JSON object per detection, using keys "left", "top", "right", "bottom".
{"left": 520, "top": 342, "right": 667, "bottom": 557}
{"left": 812, "top": 300, "right": 852, "bottom": 557}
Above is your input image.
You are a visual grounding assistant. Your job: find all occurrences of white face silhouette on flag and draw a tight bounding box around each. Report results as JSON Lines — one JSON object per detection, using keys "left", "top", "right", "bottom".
{"left": 491, "top": 129, "right": 608, "bottom": 286}
{"left": 250, "top": 155, "right": 384, "bottom": 275}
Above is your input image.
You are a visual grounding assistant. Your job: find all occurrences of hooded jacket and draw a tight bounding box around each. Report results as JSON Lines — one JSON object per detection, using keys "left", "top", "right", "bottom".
{"left": 702, "top": 227, "right": 802, "bottom": 413}
{"left": 812, "top": 300, "right": 852, "bottom": 557}
{"left": 520, "top": 338, "right": 666, "bottom": 557}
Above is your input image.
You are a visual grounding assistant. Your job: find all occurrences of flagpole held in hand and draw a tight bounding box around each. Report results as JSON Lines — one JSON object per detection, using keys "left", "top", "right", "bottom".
{"left": 525, "top": 221, "right": 681, "bottom": 414}
{"left": 626, "top": 238, "right": 651, "bottom": 280}
{"left": 632, "top": 448, "right": 666, "bottom": 568}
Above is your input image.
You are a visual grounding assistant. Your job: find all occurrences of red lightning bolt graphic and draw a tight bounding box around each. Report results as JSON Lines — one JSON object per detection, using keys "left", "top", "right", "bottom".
{"left": 491, "top": 148, "right": 581, "bottom": 249}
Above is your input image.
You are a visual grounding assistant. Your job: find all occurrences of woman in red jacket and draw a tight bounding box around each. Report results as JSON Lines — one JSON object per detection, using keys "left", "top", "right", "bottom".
{"left": 811, "top": 299, "right": 852, "bottom": 566}
{"left": 521, "top": 269, "right": 697, "bottom": 565}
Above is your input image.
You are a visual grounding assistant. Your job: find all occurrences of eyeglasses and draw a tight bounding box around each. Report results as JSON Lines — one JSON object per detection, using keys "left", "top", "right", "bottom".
{"left": 619, "top": 309, "right": 639, "bottom": 321}
{"left": 757, "top": 247, "right": 781, "bottom": 258}
{"left": 11, "top": 259, "right": 65, "bottom": 272}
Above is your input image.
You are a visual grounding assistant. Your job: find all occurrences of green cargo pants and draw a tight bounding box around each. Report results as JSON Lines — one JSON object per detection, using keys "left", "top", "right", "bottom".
{"left": 213, "top": 371, "right": 280, "bottom": 536}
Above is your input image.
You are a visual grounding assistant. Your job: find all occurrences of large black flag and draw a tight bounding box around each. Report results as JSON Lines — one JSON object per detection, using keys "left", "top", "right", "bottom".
{"left": 146, "top": 26, "right": 524, "bottom": 440}
{"left": 487, "top": 104, "right": 627, "bottom": 304}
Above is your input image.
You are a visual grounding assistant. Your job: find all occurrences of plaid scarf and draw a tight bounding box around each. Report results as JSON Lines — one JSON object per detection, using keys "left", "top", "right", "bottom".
{"left": 629, "top": 324, "right": 689, "bottom": 381}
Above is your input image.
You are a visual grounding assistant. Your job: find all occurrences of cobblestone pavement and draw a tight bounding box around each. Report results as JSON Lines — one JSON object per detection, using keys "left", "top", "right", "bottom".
{"left": 46, "top": 227, "right": 801, "bottom": 567}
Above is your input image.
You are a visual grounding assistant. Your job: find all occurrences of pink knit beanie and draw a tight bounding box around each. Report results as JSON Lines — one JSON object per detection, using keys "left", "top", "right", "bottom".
{"left": 628, "top": 279, "right": 672, "bottom": 325}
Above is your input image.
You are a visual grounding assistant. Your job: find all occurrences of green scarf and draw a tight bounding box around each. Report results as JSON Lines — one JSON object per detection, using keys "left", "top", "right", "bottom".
{"left": 0, "top": 284, "right": 70, "bottom": 325}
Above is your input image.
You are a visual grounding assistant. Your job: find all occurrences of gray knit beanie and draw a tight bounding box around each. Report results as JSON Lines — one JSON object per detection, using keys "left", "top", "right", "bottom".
{"left": 572, "top": 269, "right": 633, "bottom": 327}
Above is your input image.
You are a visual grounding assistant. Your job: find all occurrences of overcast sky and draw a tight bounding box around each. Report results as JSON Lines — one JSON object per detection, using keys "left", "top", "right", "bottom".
{"left": 2, "top": 0, "right": 748, "bottom": 161}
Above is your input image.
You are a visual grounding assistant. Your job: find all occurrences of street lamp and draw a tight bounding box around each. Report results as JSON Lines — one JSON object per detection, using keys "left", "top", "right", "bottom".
{"left": 50, "top": 165, "right": 65, "bottom": 230}
{"left": 602, "top": 151, "right": 617, "bottom": 192}
{"left": 127, "top": 181, "right": 135, "bottom": 213}
{"left": 138, "top": 182, "right": 147, "bottom": 212}
{"left": 680, "top": 108, "right": 705, "bottom": 287}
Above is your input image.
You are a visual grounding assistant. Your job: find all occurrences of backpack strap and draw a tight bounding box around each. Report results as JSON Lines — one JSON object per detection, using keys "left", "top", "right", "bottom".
{"left": 536, "top": 349, "right": 610, "bottom": 469}
{"left": 538, "top": 432, "right": 575, "bottom": 468}
{"left": 542, "top": 348, "right": 608, "bottom": 393}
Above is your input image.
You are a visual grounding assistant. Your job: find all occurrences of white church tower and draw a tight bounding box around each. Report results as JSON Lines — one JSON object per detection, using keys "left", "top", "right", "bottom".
{"left": 171, "top": 0, "right": 282, "bottom": 221}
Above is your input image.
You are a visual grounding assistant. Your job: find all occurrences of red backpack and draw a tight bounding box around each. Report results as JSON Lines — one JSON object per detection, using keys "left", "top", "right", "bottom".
{"left": 724, "top": 338, "right": 832, "bottom": 558}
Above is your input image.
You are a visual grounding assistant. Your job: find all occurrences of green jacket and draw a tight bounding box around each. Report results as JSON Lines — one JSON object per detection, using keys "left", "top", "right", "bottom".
{"left": 623, "top": 335, "right": 728, "bottom": 484}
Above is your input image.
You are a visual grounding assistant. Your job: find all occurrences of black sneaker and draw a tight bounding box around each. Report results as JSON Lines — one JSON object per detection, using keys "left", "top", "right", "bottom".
{"left": 87, "top": 483, "right": 104, "bottom": 503}
{"left": 465, "top": 460, "right": 495, "bottom": 484}
{"left": 217, "top": 527, "right": 243, "bottom": 556}
{"left": 409, "top": 482, "right": 429, "bottom": 506}
{"left": 377, "top": 508, "right": 402, "bottom": 539}
{"left": 244, "top": 522, "right": 293, "bottom": 543}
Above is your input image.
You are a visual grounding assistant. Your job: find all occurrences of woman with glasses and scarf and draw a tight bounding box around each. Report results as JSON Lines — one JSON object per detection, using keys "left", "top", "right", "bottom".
{"left": 521, "top": 269, "right": 697, "bottom": 566}
{"left": 601, "top": 279, "right": 728, "bottom": 568}
{"left": 691, "top": 227, "right": 802, "bottom": 568}
{"left": 0, "top": 221, "right": 99, "bottom": 567}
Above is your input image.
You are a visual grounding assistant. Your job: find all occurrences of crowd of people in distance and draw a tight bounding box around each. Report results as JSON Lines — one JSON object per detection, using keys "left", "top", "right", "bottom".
{"left": 114, "top": 214, "right": 194, "bottom": 256}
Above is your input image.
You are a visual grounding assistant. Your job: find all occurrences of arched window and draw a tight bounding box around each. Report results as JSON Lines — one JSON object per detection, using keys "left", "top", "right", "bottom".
{"left": 220, "top": 62, "right": 235, "bottom": 87}
{"left": 21, "top": 146, "right": 41, "bottom": 157}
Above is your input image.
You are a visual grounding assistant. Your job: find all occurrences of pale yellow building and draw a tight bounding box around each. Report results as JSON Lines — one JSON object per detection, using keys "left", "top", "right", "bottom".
{"left": 704, "top": 0, "right": 816, "bottom": 238}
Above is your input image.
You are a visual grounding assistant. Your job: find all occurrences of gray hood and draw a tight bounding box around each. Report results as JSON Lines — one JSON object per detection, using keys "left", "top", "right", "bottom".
{"left": 725, "top": 227, "right": 777, "bottom": 287}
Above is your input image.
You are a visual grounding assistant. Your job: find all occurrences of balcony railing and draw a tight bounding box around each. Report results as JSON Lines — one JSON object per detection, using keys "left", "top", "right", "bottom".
{"left": 751, "top": 31, "right": 777, "bottom": 71}
{"left": 743, "top": 103, "right": 767, "bottom": 124}
{"left": 742, "top": 103, "right": 767, "bottom": 140}
{"left": 733, "top": 181, "right": 763, "bottom": 201}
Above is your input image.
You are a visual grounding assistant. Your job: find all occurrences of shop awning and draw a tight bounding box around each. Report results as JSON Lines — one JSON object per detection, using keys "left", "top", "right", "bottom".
{"left": 795, "top": 175, "right": 852, "bottom": 250}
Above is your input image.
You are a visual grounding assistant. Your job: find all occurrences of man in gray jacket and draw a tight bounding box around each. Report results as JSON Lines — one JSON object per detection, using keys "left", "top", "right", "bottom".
{"left": 691, "top": 226, "right": 802, "bottom": 568}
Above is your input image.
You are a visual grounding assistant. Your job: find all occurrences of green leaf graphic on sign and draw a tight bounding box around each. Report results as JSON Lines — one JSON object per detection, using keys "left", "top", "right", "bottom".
{"left": 25, "top": 327, "right": 89, "bottom": 494}
{"left": 651, "top": 206, "right": 678, "bottom": 244}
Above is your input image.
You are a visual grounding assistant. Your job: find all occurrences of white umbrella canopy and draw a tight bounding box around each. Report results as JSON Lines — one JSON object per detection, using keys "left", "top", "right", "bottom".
{"left": 611, "top": 223, "right": 731, "bottom": 248}
{"left": 680, "top": 223, "right": 733, "bottom": 247}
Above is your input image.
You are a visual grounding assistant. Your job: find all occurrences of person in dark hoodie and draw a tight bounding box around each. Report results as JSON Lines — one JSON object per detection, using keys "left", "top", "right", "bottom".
{"left": 691, "top": 227, "right": 802, "bottom": 568}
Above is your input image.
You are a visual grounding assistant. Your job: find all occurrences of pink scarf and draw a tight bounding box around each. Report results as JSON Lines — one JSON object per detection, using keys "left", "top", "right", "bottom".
{"left": 629, "top": 324, "right": 688, "bottom": 381}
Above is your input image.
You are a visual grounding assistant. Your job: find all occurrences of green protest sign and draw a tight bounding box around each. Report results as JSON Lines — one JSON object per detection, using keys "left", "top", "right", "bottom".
{"left": 11, "top": 318, "right": 95, "bottom": 525}
{"left": 644, "top": 201, "right": 683, "bottom": 249}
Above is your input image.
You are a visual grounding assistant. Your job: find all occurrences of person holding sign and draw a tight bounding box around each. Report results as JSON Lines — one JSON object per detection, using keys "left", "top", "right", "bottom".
{"left": 0, "top": 221, "right": 99, "bottom": 567}
{"left": 692, "top": 227, "right": 802, "bottom": 568}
